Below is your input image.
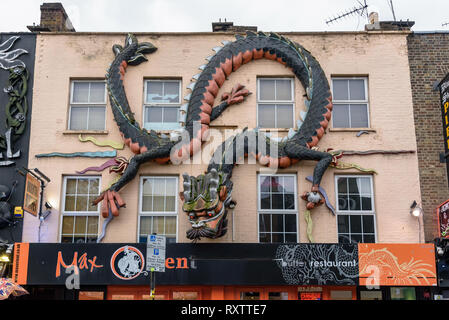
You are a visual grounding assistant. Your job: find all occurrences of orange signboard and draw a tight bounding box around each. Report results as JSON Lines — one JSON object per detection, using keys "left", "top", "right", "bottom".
{"left": 358, "top": 243, "right": 437, "bottom": 287}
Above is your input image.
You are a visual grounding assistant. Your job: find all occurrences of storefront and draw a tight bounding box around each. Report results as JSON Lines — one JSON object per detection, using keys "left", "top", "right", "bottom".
{"left": 11, "top": 242, "right": 437, "bottom": 300}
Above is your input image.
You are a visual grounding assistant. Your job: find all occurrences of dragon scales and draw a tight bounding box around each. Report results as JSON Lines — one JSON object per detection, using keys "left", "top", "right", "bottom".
{"left": 93, "top": 33, "right": 333, "bottom": 241}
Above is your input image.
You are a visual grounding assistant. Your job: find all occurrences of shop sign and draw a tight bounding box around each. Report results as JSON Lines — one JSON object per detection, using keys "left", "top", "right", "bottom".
{"left": 275, "top": 244, "right": 359, "bottom": 285}
{"left": 440, "top": 73, "right": 449, "bottom": 158}
{"left": 358, "top": 243, "right": 437, "bottom": 287}
{"left": 23, "top": 173, "right": 40, "bottom": 216}
{"left": 146, "top": 235, "right": 166, "bottom": 272}
{"left": 437, "top": 199, "right": 449, "bottom": 238}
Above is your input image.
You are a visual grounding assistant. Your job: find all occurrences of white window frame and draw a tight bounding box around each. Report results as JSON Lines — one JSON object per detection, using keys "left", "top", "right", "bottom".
{"left": 331, "top": 77, "right": 370, "bottom": 129}
{"left": 257, "top": 173, "right": 299, "bottom": 243}
{"left": 334, "top": 175, "right": 377, "bottom": 243}
{"left": 257, "top": 78, "right": 295, "bottom": 129}
{"left": 59, "top": 175, "right": 101, "bottom": 243}
{"left": 68, "top": 80, "right": 107, "bottom": 131}
{"left": 137, "top": 175, "right": 179, "bottom": 243}
{"left": 143, "top": 79, "right": 182, "bottom": 130}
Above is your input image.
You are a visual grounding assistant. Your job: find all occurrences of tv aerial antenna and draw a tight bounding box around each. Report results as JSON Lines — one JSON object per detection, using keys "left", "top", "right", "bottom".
{"left": 325, "top": 0, "right": 369, "bottom": 25}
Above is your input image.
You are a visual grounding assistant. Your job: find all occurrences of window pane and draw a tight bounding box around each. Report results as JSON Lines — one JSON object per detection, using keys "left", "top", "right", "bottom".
{"left": 332, "top": 79, "right": 349, "bottom": 100}
{"left": 72, "top": 82, "right": 89, "bottom": 103}
{"left": 89, "top": 179, "right": 100, "bottom": 195}
{"left": 165, "top": 196, "right": 176, "bottom": 212}
{"left": 74, "top": 216, "right": 87, "bottom": 234}
{"left": 259, "top": 79, "right": 275, "bottom": 100}
{"left": 271, "top": 215, "right": 284, "bottom": 232}
{"left": 350, "top": 104, "right": 369, "bottom": 128}
{"left": 62, "top": 216, "right": 74, "bottom": 234}
{"left": 65, "top": 195, "right": 75, "bottom": 211}
{"left": 363, "top": 215, "right": 375, "bottom": 233}
{"left": 338, "top": 195, "right": 349, "bottom": 211}
{"left": 153, "top": 216, "right": 165, "bottom": 234}
{"left": 360, "top": 177, "right": 371, "bottom": 194}
{"left": 271, "top": 233, "right": 284, "bottom": 243}
{"left": 271, "top": 194, "right": 284, "bottom": 210}
{"left": 75, "top": 195, "right": 88, "bottom": 211}
{"left": 77, "top": 179, "right": 89, "bottom": 194}
{"left": 332, "top": 104, "right": 350, "bottom": 128}
{"left": 66, "top": 179, "right": 77, "bottom": 194}
{"left": 163, "top": 82, "right": 180, "bottom": 103}
{"left": 338, "top": 215, "right": 349, "bottom": 233}
{"left": 259, "top": 233, "right": 270, "bottom": 242}
{"left": 349, "top": 79, "right": 365, "bottom": 100}
{"left": 89, "top": 82, "right": 105, "bottom": 103}
{"left": 339, "top": 234, "right": 350, "bottom": 244}
{"left": 363, "top": 234, "right": 375, "bottom": 243}
{"left": 258, "top": 104, "right": 276, "bottom": 128}
{"left": 285, "top": 233, "right": 297, "bottom": 243}
{"left": 260, "top": 193, "right": 271, "bottom": 209}
{"left": 146, "top": 107, "right": 163, "bottom": 123}
{"left": 283, "top": 177, "right": 295, "bottom": 193}
{"left": 165, "top": 216, "right": 177, "bottom": 235}
{"left": 284, "top": 214, "right": 297, "bottom": 232}
{"left": 348, "top": 195, "right": 361, "bottom": 210}
{"left": 361, "top": 196, "right": 372, "bottom": 211}
{"left": 350, "top": 234, "right": 363, "bottom": 243}
{"left": 276, "top": 80, "right": 292, "bottom": 100}
{"left": 259, "top": 214, "right": 271, "bottom": 232}
{"left": 260, "top": 176, "right": 271, "bottom": 193}
{"left": 87, "top": 196, "right": 99, "bottom": 211}
{"left": 142, "top": 196, "right": 153, "bottom": 211}
{"left": 147, "top": 81, "right": 163, "bottom": 103}
{"left": 88, "top": 107, "right": 105, "bottom": 130}
{"left": 142, "top": 178, "right": 153, "bottom": 195}
{"left": 284, "top": 193, "right": 295, "bottom": 210}
{"left": 140, "top": 216, "right": 152, "bottom": 235}
{"left": 337, "top": 178, "right": 348, "bottom": 194}
{"left": 163, "top": 107, "right": 179, "bottom": 123}
{"left": 348, "top": 178, "right": 360, "bottom": 194}
{"left": 276, "top": 104, "right": 293, "bottom": 128}
{"left": 70, "top": 107, "right": 88, "bottom": 130}
{"left": 271, "top": 176, "right": 282, "bottom": 192}
{"left": 350, "top": 215, "right": 362, "bottom": 233}
{"left": 87, "top": 217, "right": 98, "bottom": 234}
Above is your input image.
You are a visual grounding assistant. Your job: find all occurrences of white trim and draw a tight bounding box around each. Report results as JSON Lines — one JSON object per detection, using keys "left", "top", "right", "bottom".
{"left": 257, "top": 78, "right": 295, "bottom": 129}
{"left": 137, "top": 175, "right": 179, "bottom": 243}
{"left": 330, "top": 77, "right": 370, "bottom": 129}
{"left": 69, "top": 80, "right": 107, "bottom": 131}
{"left": 257, "top": 173, "right": 299, "bottom": 243}
{"left": 59, "top": 175, "right": 101, "bottom": 243}
{"left": 334, "top": 175, "right": 377, "bottom": 243}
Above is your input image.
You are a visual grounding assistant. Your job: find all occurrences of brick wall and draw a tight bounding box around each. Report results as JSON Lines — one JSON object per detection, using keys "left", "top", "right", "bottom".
{"left": 407, "top": 32, "right": 449, "bottom": 241}
{"left": 39, "top": 3, "right": 74, "bottom": 32}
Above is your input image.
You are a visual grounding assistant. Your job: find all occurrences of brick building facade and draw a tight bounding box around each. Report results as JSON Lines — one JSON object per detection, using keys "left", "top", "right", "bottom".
{"left": 407, "top": 32, "right": 449, "bottom": 241}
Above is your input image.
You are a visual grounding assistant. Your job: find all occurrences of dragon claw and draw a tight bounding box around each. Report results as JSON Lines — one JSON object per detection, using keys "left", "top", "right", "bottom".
{"left": 221, "top": 83, "right": 251, "bottom": 105}
{"left": 93, "top": 190, "right": 126, "bottom": 218}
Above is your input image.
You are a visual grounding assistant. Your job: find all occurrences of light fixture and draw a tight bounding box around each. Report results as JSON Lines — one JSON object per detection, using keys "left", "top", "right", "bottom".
{"left": 410, "top": 200, "right": 423, "bottom": 217}
{"left": 44, "top": 201, "right": 52, "bottom": 210}
{"left": 0, "top": 244, "right": 12, "bottom": 262}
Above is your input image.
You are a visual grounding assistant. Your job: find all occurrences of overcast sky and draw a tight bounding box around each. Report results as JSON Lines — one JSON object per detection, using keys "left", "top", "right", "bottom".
{"left": 1, "top": 0, "right": 449, "bottom": 33}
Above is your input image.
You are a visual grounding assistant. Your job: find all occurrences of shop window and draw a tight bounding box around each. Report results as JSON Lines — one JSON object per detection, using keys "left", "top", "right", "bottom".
{"left": 69, "top": 80, "right": 106, "bottom": 131}
{"left": 330, "top": 290, "right": 353, "bottom": 300}
{"left": 336, "top": 175, "right": 376, "bottom": 243}
{"left": 240, "top": 292, "right": 260, "bottom": 300}
{"left": 173, "top": 291, "right": 199, "bottom": 300}
{"left": 61, "top": 176, "right": 100, "bottom": 243}
{"left": 144, "top": 80, "right": 181, "bottom": 130}
{"left": 258, "top": 174, "right": 298, "bottom": 243}
{"left": 268, "top": 292, "right": 288, "bottom": 300}
{"left": 139, "top": 176, "right": 178, "bottom": 243}
{"left": 390, "top": 287, "right": 416, "bottom": 300}
{"left": 331, "top": 77, "right": 369, "bottom": 128}
{"left": 257, "top": 78, "right": 294, "bottom": 128}
{"left": 78, "top": 291, "right": 104, "bottom": 300}
{"left": 360, "top": 290, "right": 383, "bottom": 300}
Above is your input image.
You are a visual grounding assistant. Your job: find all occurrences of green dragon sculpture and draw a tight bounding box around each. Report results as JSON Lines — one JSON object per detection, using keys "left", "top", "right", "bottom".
{"left": 93, "top": 32, "right": 333, "bottom": 241}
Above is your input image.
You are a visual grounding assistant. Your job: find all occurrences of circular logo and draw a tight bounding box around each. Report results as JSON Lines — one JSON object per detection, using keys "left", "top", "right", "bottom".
{"left": 110, "top": 246, "right": 145, "bottom": 280}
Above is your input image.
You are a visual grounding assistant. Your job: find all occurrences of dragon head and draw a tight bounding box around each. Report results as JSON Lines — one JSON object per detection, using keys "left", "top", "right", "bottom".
{"left": 113, "top": 34, "right": 157, "bottom": 66}
{"left": 180, "top": 168, "right": 235, "bottom": 240}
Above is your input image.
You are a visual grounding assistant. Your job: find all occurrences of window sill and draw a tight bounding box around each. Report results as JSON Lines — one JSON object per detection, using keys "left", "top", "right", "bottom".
{"left": 329, "top": 128, "right": 376, "bottom": 133}
{"left": 257, "top": 128, "right": 290, "bottom": 133}
{"left": 63, "top": 130, "right": 109, "bottom": 135}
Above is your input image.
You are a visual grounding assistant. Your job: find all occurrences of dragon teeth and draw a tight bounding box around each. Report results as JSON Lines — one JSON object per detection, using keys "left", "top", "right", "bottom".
{"left": 184, "top": 94, "right": 191, "bottom": 101}
{"left": 206, "top": 55, "right": 214, "bottom": 61}
{"left": 187, "top": 82, "right": 196, "bottom": 91}
{"left": 198, "top": 64, "right": 206, "bottom": 71}
{"left": 212, "top": 46, "right": 222, "bottom": 53}
{"left": 192, "top": 74, "right": 201, "bottom": 80}
{"left": 221, "top": 40, "right": 231, "bottom": 46}
{"left": 180, "top": 103, "right": 188, "bottom": 113}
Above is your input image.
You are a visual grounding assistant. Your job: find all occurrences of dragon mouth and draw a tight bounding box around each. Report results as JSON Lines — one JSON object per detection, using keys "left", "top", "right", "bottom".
{"left": 186, "top": 198, "right": 230, "bottom": 240}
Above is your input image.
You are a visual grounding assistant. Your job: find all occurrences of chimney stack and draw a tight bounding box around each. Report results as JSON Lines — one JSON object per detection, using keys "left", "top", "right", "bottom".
{"left": 365, "top": 12, "right": 414, "bottom": 31}
{"left": 212, "top": 20, "right": 257, "bottom": 33}
{"left": 27, "top": 2, "right": 75, "bottom": 32}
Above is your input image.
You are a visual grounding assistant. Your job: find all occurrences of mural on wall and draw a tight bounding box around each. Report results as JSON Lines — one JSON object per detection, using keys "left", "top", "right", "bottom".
{"left": 0, "top": 36, "right": 29, "bottom": 167}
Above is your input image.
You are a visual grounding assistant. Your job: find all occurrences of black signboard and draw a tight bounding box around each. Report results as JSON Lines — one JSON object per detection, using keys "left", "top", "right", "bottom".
{"left": 14, "top": 243, "right": 358, "bottom": 286}
{"left": 439, "top": 73, "right": 449, "bottom": 185}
